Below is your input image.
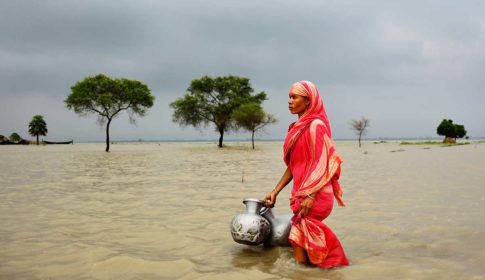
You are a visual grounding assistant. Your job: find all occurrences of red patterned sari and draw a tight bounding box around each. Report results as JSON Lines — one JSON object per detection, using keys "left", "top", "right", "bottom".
{"left": 284, "top": 81, "right": 349, "bottom": 268}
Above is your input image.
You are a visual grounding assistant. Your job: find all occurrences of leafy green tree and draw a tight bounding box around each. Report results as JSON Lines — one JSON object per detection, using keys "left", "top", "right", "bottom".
{"left": 233, "top": 103, "right": 277, "bottom": 149}
{"left": 437, "top": 119, "right": 467, "bottom": 142}
{"left": 65, "top": 74, "right": 154, "bottom": 152}
{"left": 170, "top": 75, "right": 266, "bottom": 147}
{"left": 9, "top": 132, "right": 21, "bottom": 142}
{"left": 455, "top": 124, "right": 467, "bottom": 139}
{"left": 28, "top": 115, "right": 48, "bottom": 145}
{"left": 437, "top": 119, "right": 455, "bottom": 138}
{"left": 350, "top": 117, "right": 370, "bottom": 148}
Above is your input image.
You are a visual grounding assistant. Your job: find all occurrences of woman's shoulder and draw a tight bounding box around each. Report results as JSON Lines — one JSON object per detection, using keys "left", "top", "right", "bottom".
{"left": 308, "top": 119, "right": 330, "bottom": 138}
{"left": 311, "top": 119, "right": 324, "bottom": 125}
{"left": 309, "top": 119, "right": 326, "bottom": 129}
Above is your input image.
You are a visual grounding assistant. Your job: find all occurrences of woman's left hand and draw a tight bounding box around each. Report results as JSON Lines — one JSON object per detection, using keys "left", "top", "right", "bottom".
{"left": 299, "top": 197, "right": 314, "bottom": 218}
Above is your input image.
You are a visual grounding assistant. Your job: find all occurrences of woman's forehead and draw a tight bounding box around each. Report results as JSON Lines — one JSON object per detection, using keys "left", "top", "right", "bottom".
{"left": 289, "top": 83, "right": 309, "bottom": 97}
{"left": 289, "top": 91, "right": 308, "bottom": 97}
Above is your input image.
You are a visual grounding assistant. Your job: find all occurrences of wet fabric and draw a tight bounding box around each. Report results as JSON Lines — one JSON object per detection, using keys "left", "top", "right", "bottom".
{"left": 283, "top": 81, "right": 349, "bottom": 268}
{"left": 283, "top": 82, "right": 344, "bottom": 206}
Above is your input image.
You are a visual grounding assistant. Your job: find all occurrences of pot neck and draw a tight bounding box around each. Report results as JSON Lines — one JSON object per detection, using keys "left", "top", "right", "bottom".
{"left": 243, "top": 198, "right": 264, "bottom": 214}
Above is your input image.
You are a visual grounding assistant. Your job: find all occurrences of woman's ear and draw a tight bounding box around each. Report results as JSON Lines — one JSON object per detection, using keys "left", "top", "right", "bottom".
{"left": 304, "top": 97, "right": 310, "bottom": 106}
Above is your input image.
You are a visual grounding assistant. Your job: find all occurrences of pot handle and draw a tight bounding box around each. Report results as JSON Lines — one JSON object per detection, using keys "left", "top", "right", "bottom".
{"left": 259, "top": 206, "right": 269, "bottom": 215}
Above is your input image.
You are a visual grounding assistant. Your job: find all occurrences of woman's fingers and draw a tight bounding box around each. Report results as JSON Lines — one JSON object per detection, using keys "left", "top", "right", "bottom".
{"left": 268, "top": 197, "right": 276, "bottom": 207}
{"left": 299, "top": 205, "right": 309, "bottom": 217}
{"left": 264, "top": 197, "right": 271, "bottom": 206}
{"left": 263, "top": 193, "right": 276, "bottom": 207}
{"left": 263, "top": 199, "right": 270, "bottom": 207}
{"left": 299, "top": 199, "right": 313, "bottom": 217}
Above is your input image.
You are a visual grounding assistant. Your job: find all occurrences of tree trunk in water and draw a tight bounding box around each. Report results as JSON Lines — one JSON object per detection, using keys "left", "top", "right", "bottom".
{"left": 444, "top": 136, "right": 456, "bottom": 144}
{"left": 218, "top": 128, "right": 224, "bottom": 148}
{"left": 358, "top": 133, "right": 362, "bottom": 148}
{"left": 36, "top": 135, "right": 39, "bottom": 145}
{"left": 105, "top": 118, "right": 112, "bottom": 152}
{"left": 251, "top": 130, "right": 255, "bottom": 150}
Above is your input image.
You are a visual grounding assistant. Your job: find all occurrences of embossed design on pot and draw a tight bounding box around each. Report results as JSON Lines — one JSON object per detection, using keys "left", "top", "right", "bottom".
{"left": 230, "top": 198, "right": 293, "bottom": 247}
{"left": 230, "top": 198, "right": 271, "bottom": 245}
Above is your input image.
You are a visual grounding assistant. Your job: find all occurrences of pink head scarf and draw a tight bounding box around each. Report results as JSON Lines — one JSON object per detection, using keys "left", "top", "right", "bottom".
{"left": 283, "top": 81, "right": 345, "bottom": 206}
{"left": 286, "top": 80, "right": 331, "bottom": 135}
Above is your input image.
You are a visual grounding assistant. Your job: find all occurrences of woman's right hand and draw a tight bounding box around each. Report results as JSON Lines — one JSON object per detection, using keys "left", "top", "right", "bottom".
{"left": 263, "top": 191, "right": 277, "bottom": 208}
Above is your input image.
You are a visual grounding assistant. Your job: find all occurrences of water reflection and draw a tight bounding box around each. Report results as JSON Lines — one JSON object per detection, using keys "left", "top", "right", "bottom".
{"left": 231, "top": 246, "right": 281, "bottom": 269}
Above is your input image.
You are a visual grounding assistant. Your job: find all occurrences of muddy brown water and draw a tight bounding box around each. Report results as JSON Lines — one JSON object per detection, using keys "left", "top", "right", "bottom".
{"left": 1, "top": 141, "right": 484, "bottom": 279}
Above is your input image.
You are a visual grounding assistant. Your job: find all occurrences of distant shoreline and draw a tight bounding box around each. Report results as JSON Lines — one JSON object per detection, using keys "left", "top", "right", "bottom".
{"left": 63, "top": 137, "right": 485, "bottom": 144}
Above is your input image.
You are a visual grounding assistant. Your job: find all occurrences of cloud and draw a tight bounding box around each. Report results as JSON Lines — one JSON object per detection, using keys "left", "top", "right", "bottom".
{"left": 1, "top": 0, "right": 484, "bottom": 141}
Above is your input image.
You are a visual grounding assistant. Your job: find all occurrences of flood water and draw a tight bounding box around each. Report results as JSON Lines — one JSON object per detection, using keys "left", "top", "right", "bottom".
{"left": 1, "top": 141, "right": 484, "bottom": 279}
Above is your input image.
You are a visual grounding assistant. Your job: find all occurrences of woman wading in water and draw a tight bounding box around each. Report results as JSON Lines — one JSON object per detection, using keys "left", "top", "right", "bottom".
{"left": 263, "top": 81, "right": 349, "bottom": 268}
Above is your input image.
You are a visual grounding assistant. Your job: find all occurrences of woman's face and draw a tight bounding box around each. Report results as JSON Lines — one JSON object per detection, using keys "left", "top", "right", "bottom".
{"left": 288, "top": 93, "right": 310, "bottom": 117}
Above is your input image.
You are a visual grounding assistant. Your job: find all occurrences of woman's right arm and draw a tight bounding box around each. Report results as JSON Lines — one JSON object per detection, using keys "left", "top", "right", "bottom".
{"left": 263, "top": 167, "right": 293, "bottom": 207}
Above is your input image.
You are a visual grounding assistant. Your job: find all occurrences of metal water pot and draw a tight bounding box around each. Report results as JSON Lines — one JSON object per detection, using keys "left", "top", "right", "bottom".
{"left": 260, "top": 207, "right": 292, "bottom": 247}
{"left": 230, "top": 198, "right": 292, "bottom": 247}
{"left": 230, "top": 198, "right": 271, "bottom": 245}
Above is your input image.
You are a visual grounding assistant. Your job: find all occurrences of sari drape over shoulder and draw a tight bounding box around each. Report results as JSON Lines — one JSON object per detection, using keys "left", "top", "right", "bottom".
{"left": 283, "top": 81, "right": 349, "bottom": 268}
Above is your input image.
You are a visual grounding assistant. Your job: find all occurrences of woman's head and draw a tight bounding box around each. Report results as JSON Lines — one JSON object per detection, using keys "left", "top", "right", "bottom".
{"left": 287, "top": 80, "right": 331, "bottom": 136}
{"left": 288, "top": 81, "right": 323, "bottom": 118}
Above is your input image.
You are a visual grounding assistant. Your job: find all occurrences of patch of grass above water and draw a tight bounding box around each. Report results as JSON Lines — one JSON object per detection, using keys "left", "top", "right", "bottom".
{"left": 400, "top": 141, "right": 470, "bottom": 147}
{"left": 400, "top": 141, "right": 442, "bottom": 145}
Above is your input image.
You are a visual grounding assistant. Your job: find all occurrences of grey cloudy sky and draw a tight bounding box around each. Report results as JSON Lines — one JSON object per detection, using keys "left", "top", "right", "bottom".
{"left": 1, "top": 0, "right": 484, "bottom": 142}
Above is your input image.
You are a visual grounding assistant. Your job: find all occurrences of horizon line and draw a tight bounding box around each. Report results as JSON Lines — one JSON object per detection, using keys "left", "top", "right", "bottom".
{"left": 65, "top": 136, "right": 484, "bottom": 144}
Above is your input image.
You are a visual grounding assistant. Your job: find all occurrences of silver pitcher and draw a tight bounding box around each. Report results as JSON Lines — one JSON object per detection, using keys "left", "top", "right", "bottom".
{"left": 230, "top": 198, "right": 292, "bottom": 247}
{"left": 230, "top": 198, "right": 271, "bottom": 245}
{"left": 260, "top": 207, "right": 292, "bottom": 247}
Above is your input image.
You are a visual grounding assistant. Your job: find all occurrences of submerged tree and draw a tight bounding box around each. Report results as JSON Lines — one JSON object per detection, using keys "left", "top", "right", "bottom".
{"left": 65, "top": 74, "right": 154, "bottom": 152}
{"left": 28, "top": 115, "right": 48, "bottom": 145}
{"left": 9, "top": 132, "right": 21, "bottom": 142}
{"left": 170, "top": 75, "right": 267, "bottom": 147}
{"left": 437, "top": 119, "right": 467, "bottom": 143}
{"left": 350, "top": 117, "right": 370, "bottom": 148}
{"left": 233, "top": 103, "right": 277, "bottom": 149}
